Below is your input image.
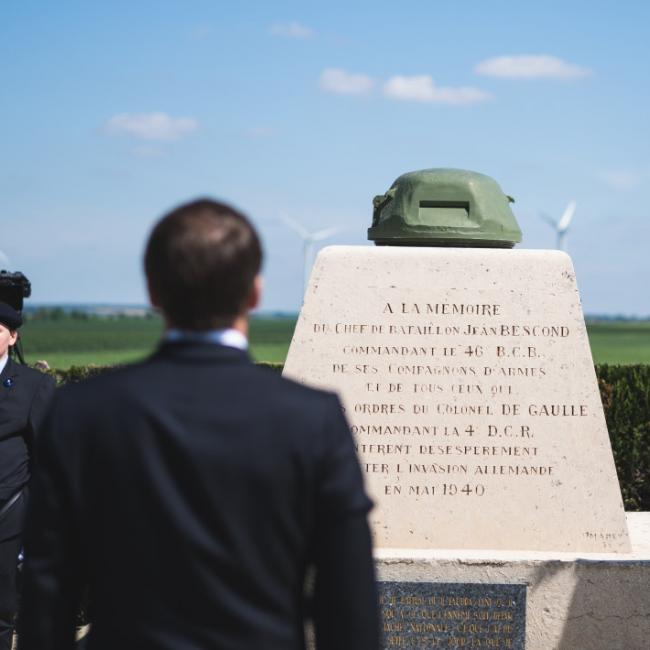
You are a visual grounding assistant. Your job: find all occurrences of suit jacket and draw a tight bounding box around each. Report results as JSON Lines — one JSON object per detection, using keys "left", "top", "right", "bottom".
{"left": 0, "top": 358, "right": 55, "bottom": 540}
{"left": 19, "top": 341, "right": 379, "bottom": 650}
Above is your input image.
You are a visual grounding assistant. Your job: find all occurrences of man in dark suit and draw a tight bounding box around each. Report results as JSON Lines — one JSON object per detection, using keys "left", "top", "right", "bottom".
{"left": 19, "top": 199, "right": 380, "bottom": 650}
{"left": 0, "top": 298, "right": 56, "bottom": 650}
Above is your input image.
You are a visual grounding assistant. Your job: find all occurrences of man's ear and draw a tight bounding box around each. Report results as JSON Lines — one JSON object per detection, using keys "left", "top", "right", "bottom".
{"left": 147, "top": 278, "right": 161, "bottom": 310}
{"left": 8, "top": 330, "right": 18, "bottom": 347}
{"left": 247, "top": 275, "right": 263, "bottom": 311}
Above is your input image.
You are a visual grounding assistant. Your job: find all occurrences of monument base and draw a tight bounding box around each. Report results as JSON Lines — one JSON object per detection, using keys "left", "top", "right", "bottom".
{"left": 375, "top": 512, "right": 650, "bottom": 649}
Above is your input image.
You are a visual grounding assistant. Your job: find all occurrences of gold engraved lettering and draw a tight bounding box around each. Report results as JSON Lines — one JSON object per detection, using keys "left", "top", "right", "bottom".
{"left": 384, "top": 621, "right": 405, "bottom": 632}
{"left": 381, "top": 588, "right": 519, "bottom": 647}
{"left": 409, "top": 622, "right": 447, "bottom": 633}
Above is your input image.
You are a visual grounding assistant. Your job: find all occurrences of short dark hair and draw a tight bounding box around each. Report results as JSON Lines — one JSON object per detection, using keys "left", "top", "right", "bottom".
{"left": 144, "top": 198, "right": 263, "bottom": 330}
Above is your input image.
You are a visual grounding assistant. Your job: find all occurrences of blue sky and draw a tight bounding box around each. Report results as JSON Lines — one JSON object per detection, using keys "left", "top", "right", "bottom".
{"left": 2, "top": 1, "right": 649, "bottom": 314}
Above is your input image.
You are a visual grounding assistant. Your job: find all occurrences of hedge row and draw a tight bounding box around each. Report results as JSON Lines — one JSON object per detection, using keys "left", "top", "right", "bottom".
{"left": 598, "top": 365, "right": 650, "bottom": 511}
{"left": 46, "top": 363, "right": 650, "bottom": 511}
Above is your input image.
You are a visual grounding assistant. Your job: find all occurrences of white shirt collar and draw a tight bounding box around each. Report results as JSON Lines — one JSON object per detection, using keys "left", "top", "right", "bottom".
{"left": 0, "top": 353, "right": 8, "bottom": 376}
{"left": 164, "top": 328, "right": 248, "bottom": 350}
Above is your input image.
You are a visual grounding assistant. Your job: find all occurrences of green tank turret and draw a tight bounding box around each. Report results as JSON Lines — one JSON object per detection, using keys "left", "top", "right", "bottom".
{"left": 368, "top": 168, "right": 522, "bottom": 248}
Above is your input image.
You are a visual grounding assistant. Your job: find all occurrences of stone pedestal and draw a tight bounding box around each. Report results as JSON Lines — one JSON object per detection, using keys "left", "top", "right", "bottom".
{"left": 284, "top": 246, "right": 629, "bottom": 553}
{"left": 285, "top": 245, "right": 644, "bottom": 648}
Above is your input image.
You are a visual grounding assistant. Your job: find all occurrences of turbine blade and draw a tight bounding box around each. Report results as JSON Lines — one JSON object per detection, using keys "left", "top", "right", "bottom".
{"left": 557, "top": 201, "right": 577, "bottom": 233}
{"left": 539, "top": 213, "right": 557, "bottom": 228}
{"left": 310, "top": 225, "right": 347, "bottom": 242}
{"left": 279, "top": 214, "right": 310, "bottom": 240}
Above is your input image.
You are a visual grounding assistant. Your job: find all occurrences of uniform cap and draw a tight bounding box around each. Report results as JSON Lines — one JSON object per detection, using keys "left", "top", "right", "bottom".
{"left": 0, "top": 302, "right": 22, "bottom": 329}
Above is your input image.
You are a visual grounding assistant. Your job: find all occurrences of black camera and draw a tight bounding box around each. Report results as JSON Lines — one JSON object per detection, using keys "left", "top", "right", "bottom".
{"left": 0, "top": 271, "right": 31, "bottom": 312}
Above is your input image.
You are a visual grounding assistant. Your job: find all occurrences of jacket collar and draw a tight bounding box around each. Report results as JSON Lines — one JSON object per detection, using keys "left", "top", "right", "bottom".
{"left": 0, "top": 357, "right": 19, "bottom": 402}
{"left": 0, "top": 357, "right": 18, "bottom": 381}
{"left": 152, "top": 339, "right": 253, "bottom": 365}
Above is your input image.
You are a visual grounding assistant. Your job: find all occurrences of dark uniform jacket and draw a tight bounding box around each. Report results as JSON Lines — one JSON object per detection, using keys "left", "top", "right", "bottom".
{"left": 0, "top": 358, "right": 55, "bottom": 650}
{"left": 0, "top": 358, "right": 55, "bottom": 531}
{"left": 19, "top": 341, "right": 379, "bottom": 650}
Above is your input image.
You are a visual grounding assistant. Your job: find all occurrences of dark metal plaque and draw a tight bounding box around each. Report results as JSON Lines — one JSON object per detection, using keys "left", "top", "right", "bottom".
{"left": 379, "top": 581, "right": 526, "bottom": 649}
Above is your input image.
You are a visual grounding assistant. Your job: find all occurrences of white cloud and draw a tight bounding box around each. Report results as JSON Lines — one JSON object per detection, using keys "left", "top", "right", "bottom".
{"left": 382, "top": 75, "right": 490, "bottom": 105}
{"left": 269, "top": 21, "right": 313, "bottom": 40}
{"left": 0, "top": 250, "right": 10, "bottom": 269}
{"left": 599, "top": 169, "right": 649, "bottom": 190}
{"left": 105, "top": 112, "right": 198, "bottom": 141}
{"left": 319, "top": 68, "right": 375, "bottom": 95}
{"left": 475, "top": 55, "right": 591, "bottom": 79}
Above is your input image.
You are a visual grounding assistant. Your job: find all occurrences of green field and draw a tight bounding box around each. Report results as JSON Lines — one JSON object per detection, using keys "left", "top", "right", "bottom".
{"left": 19, "top": 315, "right": 650, "bottom": 369}
{"left": 21, "top": 315, "right": 295, "bottom": 368}
{"left": 585, "top": 321, "right": 650, "bottom": 365}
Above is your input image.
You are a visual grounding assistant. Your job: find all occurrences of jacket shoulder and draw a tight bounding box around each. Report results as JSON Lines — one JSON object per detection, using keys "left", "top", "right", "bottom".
{"left": 53, "top": 358, "right": 343, "bottom": 423}
{"left": 52, "top": 360, "right": 146, "bottom": 400}
{"left": 254, "top": 365, "right": 341, "bottom": 408}
{"left": 11, "top": 362, "right": 56, "bottom": 388}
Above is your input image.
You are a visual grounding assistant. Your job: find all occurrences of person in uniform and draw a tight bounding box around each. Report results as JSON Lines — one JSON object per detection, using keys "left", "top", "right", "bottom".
{"left": 19, "top": 199, "right": 379, "bottom": 650}
{"left": 0, "top": 276, "right": 56, "bottom": 650}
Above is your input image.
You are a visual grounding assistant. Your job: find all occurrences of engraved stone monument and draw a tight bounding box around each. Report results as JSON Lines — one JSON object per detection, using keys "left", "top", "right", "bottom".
{"left": 286, "top": 169, "right": 650, "bottom": 648}
{"left": 284, "top": 169, "right": 629, "bottom": 553}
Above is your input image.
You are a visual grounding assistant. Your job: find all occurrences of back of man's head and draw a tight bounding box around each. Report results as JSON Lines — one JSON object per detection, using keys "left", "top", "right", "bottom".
{"left": 144, "top": 198, "right": 263, "bottom": 330}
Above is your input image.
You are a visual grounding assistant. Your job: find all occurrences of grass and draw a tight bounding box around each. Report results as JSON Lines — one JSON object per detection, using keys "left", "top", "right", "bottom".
{"left": 585, "top": 321, "right": 650, "bottom": 365}
{"left": 19, "top": 315, "right": 650, "bottom": 369}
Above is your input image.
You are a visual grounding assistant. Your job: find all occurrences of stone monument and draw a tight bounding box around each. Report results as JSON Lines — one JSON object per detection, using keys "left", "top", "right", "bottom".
{"left": 285, "top": 169, "right": 650, "bottom": 649}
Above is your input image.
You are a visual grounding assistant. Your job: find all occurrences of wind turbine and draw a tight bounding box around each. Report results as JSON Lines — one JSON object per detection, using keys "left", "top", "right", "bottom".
{"left": 540, "top": 201, "right": 577, "bottom": 251}
{"left": 280, "top": 215, "right": 346, "bottom": 294}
